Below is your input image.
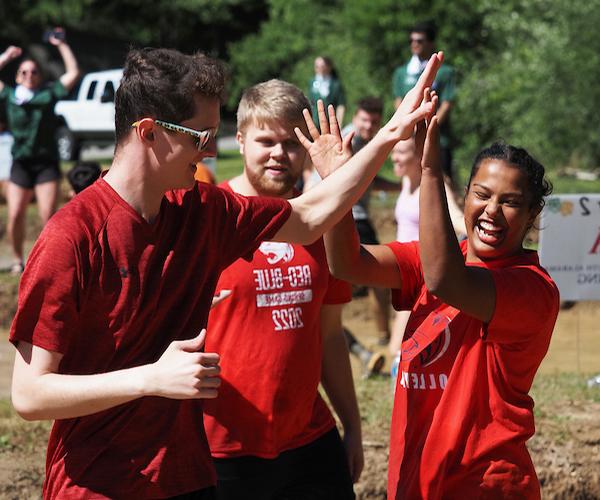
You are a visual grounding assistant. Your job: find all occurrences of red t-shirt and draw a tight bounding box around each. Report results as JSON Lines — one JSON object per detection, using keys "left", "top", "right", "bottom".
{"left": 386, "top": 240, "right": 559, "bottom": 500}
{"left": 203, "top": 181, "right": 351, "bottom": 458}
{"left": 10, "top": 178, "right": 291, "bottom": 499}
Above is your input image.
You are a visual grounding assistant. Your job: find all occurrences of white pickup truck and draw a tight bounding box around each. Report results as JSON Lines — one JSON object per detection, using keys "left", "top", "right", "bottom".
{"left": 54, "top": 69, "right": 123, "bottom": 161}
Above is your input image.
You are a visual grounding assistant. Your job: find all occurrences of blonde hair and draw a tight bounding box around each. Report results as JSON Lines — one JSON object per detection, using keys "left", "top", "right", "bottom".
{"left": 237, "top": 79, "right": 310, "bottom": 135}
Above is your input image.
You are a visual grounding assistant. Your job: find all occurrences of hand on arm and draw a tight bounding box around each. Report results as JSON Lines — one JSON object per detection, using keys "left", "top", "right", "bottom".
{"left": 11, "top": 330, "right": 220, "bottom": 421}
{"left": 273, "top": 53, "right": 444, "bottom": 245}
{"left": 50, "top": 29, "right": 80, "bottom": 92}
{"left": 418, "top": 112, "right": 495, "bottom": 322}
{"left": 319, "top": 304, "right": 363, "bottom": 483}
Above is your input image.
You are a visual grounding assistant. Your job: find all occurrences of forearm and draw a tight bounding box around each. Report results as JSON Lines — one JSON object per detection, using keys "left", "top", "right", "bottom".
{"left": 12, "top": 332, "right": 218, "bottom": 421}
{"left": 57, "top": 43, "right": 80, "bottom": 90}
{"left": 321, "top": 331, "right": 362, "bottom": 435}
{"left": 324, "top": 213, "right": 402, "bottom": 288}
{"left": 419, "top": 169, "right": 465, "bottom": 295}
{"left": 323, "top": 212, "right": 361, "bottom": 279}
{"left": 12, "top": 362, "right": 150, "bottom": 421}
{"left": 0, "top": 47, "right": 17, "bottom": 90}
{"left": 0, "top": 49, "right": 14, "bottom": 70}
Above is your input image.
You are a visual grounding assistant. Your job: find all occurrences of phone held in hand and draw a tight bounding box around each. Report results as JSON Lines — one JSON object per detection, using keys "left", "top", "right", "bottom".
{"left": 42, "top": 29, "right": 65, "bottom": 43}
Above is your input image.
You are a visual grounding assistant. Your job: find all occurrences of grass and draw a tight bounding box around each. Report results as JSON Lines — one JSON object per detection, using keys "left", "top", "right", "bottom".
{"left": 215, "top": 149, "right": 244, "bottom": 183}
{"left": 354, "top": 377, "right": 394, "bottom": 429}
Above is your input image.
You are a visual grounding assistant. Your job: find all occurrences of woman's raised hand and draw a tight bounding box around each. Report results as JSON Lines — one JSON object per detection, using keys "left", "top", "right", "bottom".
{"left": 295, "top": 99, "right": 354, "bottom": 179}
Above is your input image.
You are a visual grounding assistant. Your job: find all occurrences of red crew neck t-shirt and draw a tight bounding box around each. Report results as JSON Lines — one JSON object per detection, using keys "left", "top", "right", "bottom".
{"left": 386, "top": 240, "right": 559, "bottom": 500}
{"left": 203, "top": 181, "right": 351, "bottom": 458}
{"left": 10, "top": 178, "right": 291, "bottom": 499}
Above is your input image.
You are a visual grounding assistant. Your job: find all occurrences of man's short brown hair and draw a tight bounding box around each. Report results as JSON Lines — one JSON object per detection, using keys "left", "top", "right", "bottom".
{"left": 114, "top": 48, "right": 227, "bottom": 144}
{"left": 356, "top": 96, "right": 384, "bottom": 116}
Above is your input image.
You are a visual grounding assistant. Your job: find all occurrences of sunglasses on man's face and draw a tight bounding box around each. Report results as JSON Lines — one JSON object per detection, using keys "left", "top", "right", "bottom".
{"left": 132, "top": 119, "right": 217, "bottom": 152}
{"left": 409, "top": 37, "right": 427, "bottom": 45}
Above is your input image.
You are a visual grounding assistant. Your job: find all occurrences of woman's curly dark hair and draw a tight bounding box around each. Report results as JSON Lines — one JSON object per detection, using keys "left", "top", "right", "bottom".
{"left": 467, "top": 141, "right": 553, "bottom": 211}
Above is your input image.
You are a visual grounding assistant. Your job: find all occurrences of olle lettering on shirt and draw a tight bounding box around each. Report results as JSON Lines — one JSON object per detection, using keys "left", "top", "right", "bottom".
{"left": 399, "top": 371, "right": 448, "bottom": 390}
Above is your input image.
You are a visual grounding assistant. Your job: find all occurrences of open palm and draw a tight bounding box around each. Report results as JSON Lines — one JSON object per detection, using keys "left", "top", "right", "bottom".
{"left": 295, "top": 100, "right": 354, "bottom": 179}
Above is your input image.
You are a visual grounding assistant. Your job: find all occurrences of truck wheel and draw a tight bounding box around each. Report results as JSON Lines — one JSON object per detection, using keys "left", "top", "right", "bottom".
{"left": 56, "top": 126, "right": 80, "bottom": 162}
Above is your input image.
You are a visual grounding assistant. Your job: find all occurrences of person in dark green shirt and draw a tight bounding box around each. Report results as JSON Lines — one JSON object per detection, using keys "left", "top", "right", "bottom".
{"left": 308, "top": 56, "right": 346, "bottom": 127}
{"left": 0, "top": 28, "right": 80, "bottom": 273}
{"left": 392, "top": 21, "right": 456, "bottom": 180}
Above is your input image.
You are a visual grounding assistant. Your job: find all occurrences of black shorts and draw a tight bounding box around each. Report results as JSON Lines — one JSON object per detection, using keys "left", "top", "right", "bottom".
{"left": 213, "top": 428, "right": 355, "bottom": 500}
{"left": 355, "top": 218, "right": 379, "bottom": 245}
{"left": 10, "top": 156, "right": 61, "bottom": 189}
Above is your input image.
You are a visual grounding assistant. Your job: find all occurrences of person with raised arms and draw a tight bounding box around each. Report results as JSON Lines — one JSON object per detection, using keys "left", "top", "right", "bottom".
{"left": 10, "top": 48, "right": 442, "bottom": 499}
{"left": 0, "top": 30, "right": 80, "bottom": 274}
{"left": 321, "top": 91, "right": 559, "bottom": 498}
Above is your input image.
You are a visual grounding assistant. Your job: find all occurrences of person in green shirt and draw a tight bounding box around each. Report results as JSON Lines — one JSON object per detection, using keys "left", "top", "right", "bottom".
{"left": 393, "top": 21, "right": 456, "bottom": 181}
{"left": 308, "top": 56, "right": 346, "bottom": 126}
{"left": 0, "top": 28, "right": 80, "bottom": 273}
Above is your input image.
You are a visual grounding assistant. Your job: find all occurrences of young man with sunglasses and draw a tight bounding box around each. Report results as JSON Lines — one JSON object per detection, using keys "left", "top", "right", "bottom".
{"left": 393, "top": 21, "right": 456, "bottom": 180}
{"left": 10, "top": 47, "right": 442, "bottom": 498}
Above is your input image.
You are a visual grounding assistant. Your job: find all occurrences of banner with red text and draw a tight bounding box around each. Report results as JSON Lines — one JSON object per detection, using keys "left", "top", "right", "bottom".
{"left": 540, "top": 194, "right": 600, "bottom": 301}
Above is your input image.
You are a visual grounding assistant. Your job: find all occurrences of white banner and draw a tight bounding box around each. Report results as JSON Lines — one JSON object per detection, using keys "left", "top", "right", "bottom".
{"left": 539, "top": 194, "right": 600, "bottom": 300}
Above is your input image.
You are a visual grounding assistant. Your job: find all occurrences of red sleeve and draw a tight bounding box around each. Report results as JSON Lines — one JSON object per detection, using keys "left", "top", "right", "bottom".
{"left": 9, "top": 226, "right": 82, "bottom": 354}
{"left": 385, "top": 241, "right": 424, "bottom": 311}
{"left": 197, "top": 185, "right": 292, "bottom": 268}
{"left": 323, "top": 273, "right": 352, "bottom": 305}
{"left": 484, "top": 265, "right": 560, "bottom": 344}
{"left": 223, "top": 191, "right": 291, "bottom": 265}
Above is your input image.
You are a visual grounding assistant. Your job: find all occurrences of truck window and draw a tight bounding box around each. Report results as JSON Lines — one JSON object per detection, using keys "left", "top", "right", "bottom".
{"left": 86, "top": 81, "right": 98, "bottom": 100}
{"left": 101, "top": 81, "right": 115, "bottom": 103}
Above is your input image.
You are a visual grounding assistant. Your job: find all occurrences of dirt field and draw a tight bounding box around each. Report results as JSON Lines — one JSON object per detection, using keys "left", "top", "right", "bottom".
{"left": 0, "top": 202, "right": 599, "bottom": 499}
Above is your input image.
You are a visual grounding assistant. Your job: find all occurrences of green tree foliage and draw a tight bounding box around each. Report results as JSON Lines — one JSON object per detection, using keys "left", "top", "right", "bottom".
{"left": 3, "top": 0, "right": 599, "bottom": 171}
{"left": 0, "top": 0, "right": 267, "bottom": 57}
{"left": 229, "top": 0, "right": 600, "bottom": 173}
{"left": 454, "top": 0, "right": 600, "bottom": 172}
